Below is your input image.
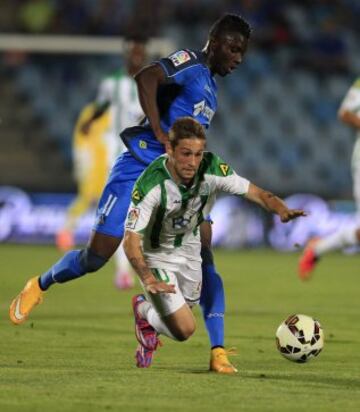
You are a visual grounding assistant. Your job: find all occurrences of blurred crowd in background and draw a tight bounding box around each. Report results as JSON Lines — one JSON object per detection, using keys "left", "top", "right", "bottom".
{"left": 1, "top": 0, "right": 360, "bottom": 199}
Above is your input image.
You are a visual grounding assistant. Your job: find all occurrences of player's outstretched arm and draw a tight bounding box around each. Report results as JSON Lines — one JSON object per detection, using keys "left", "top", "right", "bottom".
{"left": 134, "top": 64, "right": 169, "bottom": 144}
{"left": 123, "top": 230, "right": 175, "bottom": 294}
{"left": 81, "top": 102, "right": 110, "bottom": 134}
{"left": 245, "top": 183, "right": 307, "bottom": 223}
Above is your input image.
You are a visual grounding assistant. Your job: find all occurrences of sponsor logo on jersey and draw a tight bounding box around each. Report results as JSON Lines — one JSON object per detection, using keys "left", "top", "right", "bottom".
{"left": 126, "top": 207, "right": 140, "bottom": 229}
{"left": 169, "top": 50, "right": 191, "bottom": 67}
{"left": 172, "top": 215, "right": 191, "bottom": 230}
{"left": 193, "top": 100, "right": 215, "bottom": 122}
{"left": 219, "top": 163, "right": 230, "bottom": 176}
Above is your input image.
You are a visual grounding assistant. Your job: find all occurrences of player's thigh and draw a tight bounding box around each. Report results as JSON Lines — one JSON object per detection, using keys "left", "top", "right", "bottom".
{"left": 93, "top": 178, "right": 136, "bottom": 239}
{"left": 88, "top": 231, "right": 121, "bottom": 259}
{"left": 162, "top": 304, "right": 196, "bottom": 340}
{"left": 146, "top": 268, "right": 201, "bottom": 336}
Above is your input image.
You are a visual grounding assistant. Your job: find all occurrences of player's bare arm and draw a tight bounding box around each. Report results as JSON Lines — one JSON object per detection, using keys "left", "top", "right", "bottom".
{"left": 123, "top": 230, "right": 175, "bottom": 294}
{"left": 81, "top": 102, "right": 110, "bottom": 134}
{"left": 245, "top": 183, "right": 306, "bottom": 222}
{"left": 134, "top": 64, "right": 169, "bottom": 144}
{"left": 338, "top": 109, "right": 360, "bottom": 130}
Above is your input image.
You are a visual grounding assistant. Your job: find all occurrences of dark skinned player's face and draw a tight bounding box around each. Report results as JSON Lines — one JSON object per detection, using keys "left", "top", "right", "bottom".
{"left": 209, "top": 32, "right": 248, "bottom": 77}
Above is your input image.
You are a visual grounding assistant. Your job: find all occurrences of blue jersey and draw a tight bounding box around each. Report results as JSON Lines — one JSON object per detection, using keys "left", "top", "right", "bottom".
{"left": 120, "top": 49, "right": 218, "bottom": 165}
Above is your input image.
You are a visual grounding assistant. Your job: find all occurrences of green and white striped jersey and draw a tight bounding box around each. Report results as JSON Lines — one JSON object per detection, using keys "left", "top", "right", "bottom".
{"left": 125, "top": 152, "right": 250, "bottom": 270}
{"left": 97, "top": 69, "right": 143, "bottom": 134}
{"left": 340, "top": 77, "right": 360, "bottom": 166}
{"left": 96, "top": 69, "right": 143, "bottom": 164}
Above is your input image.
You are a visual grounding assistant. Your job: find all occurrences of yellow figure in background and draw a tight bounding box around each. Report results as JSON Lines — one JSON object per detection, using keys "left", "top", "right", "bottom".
{"left": 56, "top": 103, "right": 110, "bottom": 251}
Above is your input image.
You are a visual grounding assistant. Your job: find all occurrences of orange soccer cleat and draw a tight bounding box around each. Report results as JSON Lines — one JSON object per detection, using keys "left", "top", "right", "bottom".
{"left": 9, "top": 277, "right": 44, "bottom": 325}
{"left": 210, "top": 347, "right": 238, "bottom": 374}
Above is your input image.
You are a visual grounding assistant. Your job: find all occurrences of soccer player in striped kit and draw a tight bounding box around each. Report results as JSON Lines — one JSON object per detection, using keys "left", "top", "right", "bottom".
{"left": 124, "top": 117, "right": 305, "bottom": 368}
{"left": 299, "top": 77, "right": 360, "bottom": 279}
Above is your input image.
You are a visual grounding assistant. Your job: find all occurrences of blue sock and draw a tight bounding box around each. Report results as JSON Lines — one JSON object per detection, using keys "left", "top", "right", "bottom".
{"left": 39, "top": 250, "right": 85, "bottom": 290}
{"left": 200, "top": 248, "right": 225, "bottom": 348}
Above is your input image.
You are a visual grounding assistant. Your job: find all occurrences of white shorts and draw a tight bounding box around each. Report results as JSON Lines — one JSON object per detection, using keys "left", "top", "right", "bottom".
{"left": 143, "top": 264, "right": 202, "bottom": 317}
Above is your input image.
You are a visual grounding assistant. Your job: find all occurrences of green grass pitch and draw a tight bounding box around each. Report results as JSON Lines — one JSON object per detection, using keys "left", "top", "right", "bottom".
{"left": 0, "top": 244, "right": 359, "bottom": 412}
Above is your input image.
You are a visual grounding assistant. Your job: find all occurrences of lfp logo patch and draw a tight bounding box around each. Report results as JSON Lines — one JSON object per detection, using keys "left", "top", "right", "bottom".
{"left": 126, "top": 207, "right": 140, "bottom": 229}
{"left": 169, "top": 50, "right": 191, "bottom": 67}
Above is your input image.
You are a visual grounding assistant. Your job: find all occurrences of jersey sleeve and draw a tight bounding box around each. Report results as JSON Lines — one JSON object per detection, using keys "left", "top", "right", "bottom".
{"left": 156, "top": 49, "right": 203, "bottom": 86}
{"left": 125, "top": 185, "right": 160, "bottom": 235}
{"left": 205, "top": 153, "right": 250, "bottom": 196}
{"left": 213, "top": 171, "right": 250, "bottom": 196}
{"left": 340, "top": 78, "right": 360, "bottom": 114}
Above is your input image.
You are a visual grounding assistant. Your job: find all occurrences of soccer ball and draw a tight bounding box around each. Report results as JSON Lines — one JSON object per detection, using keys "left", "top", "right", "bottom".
{"left": 276, "top": 314, "right": 324, "bottom": 363}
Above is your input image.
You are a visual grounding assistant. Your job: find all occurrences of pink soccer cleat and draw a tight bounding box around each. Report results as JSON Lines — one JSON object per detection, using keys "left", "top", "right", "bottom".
{"left": 298, "top": 239, "right": 320, "bottom": 281}
{"left": 114, "top": 272, "right": 135, "bottom": 290}
{"left": 132, "top": 294, "right": 161, "bottom": 368}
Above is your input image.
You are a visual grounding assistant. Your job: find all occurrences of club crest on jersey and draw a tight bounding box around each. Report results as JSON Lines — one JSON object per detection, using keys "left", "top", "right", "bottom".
{"left": 126, "top": 207, "right": 140, "bottom": 229}
{"left": 132, "top": 189, "right": 142, "bottom": 203}
{"left": 219, "top": 163, "right": 230, "bottom": 176}
{"left": 139, "top": 140, "right": 147, "bottom": 149}
{"left": 169, "top": 50, "right": 191, "bottom": 67}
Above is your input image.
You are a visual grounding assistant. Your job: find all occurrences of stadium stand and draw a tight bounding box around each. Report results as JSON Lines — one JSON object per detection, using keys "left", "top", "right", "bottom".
{"left": 0, "top": 0, "right": 359, "bottom": 197}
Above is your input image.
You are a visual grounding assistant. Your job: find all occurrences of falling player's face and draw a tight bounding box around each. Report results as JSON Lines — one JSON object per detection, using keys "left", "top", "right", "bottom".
{"left": 210, "top": 32, "right": 248, "bottom": 77}
{"left": 166, "top": 138, "right": 206, "bottom": 185}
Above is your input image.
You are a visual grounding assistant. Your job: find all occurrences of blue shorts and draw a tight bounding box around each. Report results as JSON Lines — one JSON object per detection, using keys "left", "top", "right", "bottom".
{"left": 93, "top": 152, "right": 147, "bottom": 238}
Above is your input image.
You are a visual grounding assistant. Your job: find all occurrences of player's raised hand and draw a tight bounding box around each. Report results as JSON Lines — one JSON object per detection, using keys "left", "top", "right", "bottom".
{"left": 145, "top": 281, "right": 176, "bottom": 294}
{"left": 279, "top": 209, "right": 307, "bottom": 223}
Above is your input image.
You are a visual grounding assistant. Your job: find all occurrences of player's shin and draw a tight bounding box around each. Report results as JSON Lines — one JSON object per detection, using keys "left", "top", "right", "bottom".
{"left": 39, "top": 248, "right": 108, "bottom": 290}
{"left": 145, "top": 305, "right": 176, "bottom": 340}
{"left": 200, "top": 247, "right": 225, "bottom": 348}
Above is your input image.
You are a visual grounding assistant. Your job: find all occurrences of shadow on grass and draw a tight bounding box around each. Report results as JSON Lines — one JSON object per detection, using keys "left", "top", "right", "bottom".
{"left": 244, "top": 371, "right": 360, "bottom": 389}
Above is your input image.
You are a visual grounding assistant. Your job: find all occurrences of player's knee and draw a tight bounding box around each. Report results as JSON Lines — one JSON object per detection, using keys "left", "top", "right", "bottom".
{"left": 172, "top": 323, "right": 196, "bottom": 342}
{"left": 78, "top": 248, "right": 108, "bottom": 273}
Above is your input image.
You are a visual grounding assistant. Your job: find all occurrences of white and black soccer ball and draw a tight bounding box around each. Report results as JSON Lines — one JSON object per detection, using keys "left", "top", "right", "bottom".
{"left": 276, "top": 314, "right": 324, "bottom": 363}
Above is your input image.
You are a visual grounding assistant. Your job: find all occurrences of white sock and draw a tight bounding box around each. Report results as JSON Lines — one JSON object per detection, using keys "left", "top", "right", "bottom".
{"left": 139, "top": 300, "right": 176, "bottom": 340}
{"left": 315, "top": 227, "right": 358, "bottom": 256}
{"left": 114, "top": 244, "right": 133, "bottom": 276}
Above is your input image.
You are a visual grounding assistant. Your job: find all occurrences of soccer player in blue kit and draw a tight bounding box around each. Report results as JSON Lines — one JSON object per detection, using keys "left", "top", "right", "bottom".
{"left": 10, "top": 14, "right": 251, "bottom": 374}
